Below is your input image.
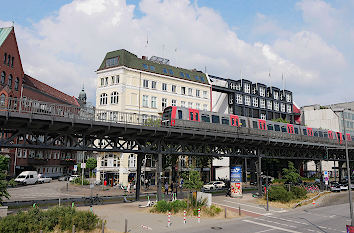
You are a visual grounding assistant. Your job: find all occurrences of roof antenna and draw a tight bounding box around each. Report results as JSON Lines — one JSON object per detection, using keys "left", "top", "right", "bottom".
{"left": 12, "top": 21, "right": 14, "bottom": 27}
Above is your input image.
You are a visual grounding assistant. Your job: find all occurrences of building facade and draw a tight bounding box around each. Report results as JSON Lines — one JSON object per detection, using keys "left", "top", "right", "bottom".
{"left": 0, "top": 26, "right": 81, "bottom": 177}
{"left": 95, "top": 49, "right": 211, "bottom": 186}
{"left": 210, "top": 75, "right": 294, "bottom": 123}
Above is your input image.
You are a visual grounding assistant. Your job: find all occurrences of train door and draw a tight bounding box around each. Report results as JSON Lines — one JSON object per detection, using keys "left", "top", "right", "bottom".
{"left": 336, "top": 132, "right": 343, "bottom": 144}
{"left": 188, "top": 109, "right": 200, "bottom": 122}
{"left": 230, "top": 115, "right": 240, "bottom": 126}
{"left": 287, "top": 124, "right": 294, "bottom": 134}
{"left": 258, "top": 119, "right": 267, "bottom": 130}
{"left": 328, "top": 130, "right": 333, "bottom": 139}
{"left": 307, "top": 127, "right": 313, "bottom": 136}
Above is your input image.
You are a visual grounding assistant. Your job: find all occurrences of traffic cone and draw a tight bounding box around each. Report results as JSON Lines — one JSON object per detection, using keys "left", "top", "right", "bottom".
{"left": 312, "top": 200, "right": 315, "bottom": 205}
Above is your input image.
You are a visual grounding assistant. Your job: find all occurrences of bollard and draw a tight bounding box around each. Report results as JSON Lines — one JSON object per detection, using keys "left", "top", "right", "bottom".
{"left": 197, "top": 208, "right": 200, "bottom": 223}
{"left": 168, "top": 211, "right": 171, "bottom": 227}
{"left": 124, "top": 219, "right": 128, "bottom": 233}
{"left": 101, "top": 221, "right": 104, "bottom": 233}
{"left": 184, "top": 210, "right": 186, "bottom": 224}
{"left": 238, "top": 205, "right": 241, "bottom": 216}
{"left": 59, "top": 198, "right": 61, "bottom": 206}
{"left": 72, "top": 225, "right": 75, "bottom": 233}
{"left": 225, "top": 207, "right": 227, "bottom": 219}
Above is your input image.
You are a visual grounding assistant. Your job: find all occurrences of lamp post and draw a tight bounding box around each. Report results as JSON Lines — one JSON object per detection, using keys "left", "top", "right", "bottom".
{"left": 335, "top": 108, "right": 353, "bottom": 226}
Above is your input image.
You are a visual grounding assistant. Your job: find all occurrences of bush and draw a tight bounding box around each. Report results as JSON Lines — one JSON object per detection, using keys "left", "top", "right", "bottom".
{"left": 71, "top": 177, "right": 90, "bottom": 185}
{"left": 268, "top": 186, "right": 294, "bottom": 203}
{"left": 291, "top": 186, "right": 307, "bottom": 199}
{"left": 0, "top": 206, "right": 101, "bottom": 233}
{"left": 7, "top": 179, "right": 17, "bottom": 187}
{"left": 273, "top": 179, "right": 286, "bottom": 184}
{"left": 203, "top": 205, "right": 221, "bottom": 216}
{"left": 170, "top": 200, "right": 187, "bottom": 213}
{"left": 153, "top": 200, "right": 172, "bottom": 213}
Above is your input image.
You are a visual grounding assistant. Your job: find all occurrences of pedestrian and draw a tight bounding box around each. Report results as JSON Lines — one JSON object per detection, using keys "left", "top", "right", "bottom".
{"left": 127, "top": 182, "right": 131, "bottom": 193}
{"left": 170, "top": 182, "right": 174, "bottom": 193}
{"left": 145, "top": 178, "right": 148, "bottom": 189}
{"left": 164, "top": 182, "right": 169, "bottom": 195}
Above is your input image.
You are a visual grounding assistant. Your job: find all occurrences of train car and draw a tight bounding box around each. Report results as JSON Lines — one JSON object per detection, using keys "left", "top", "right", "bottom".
{"left": 162, "top": 106, "right": 351, "bottom": 145}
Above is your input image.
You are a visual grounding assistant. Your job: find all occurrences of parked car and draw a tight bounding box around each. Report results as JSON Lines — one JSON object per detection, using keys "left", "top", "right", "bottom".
{"left": 339, "top": 182, "right": 349, "bottom": 191}
{"left": 330, "top": 182, "right": 341, "bottom": 192}
{"left": 58, "top": 176, "right": 70, "bottom": 181}
{"left": 37, "top": 174, "right": 52, "bottom": 183}
{"left": 203, "top": 181, "right": 226, "bottom": 191}
{"left": 14, "top": 171, "right": 38, "bottom": 185}
{"left": 69, "top": 175, "right": 79, "bottom": 182}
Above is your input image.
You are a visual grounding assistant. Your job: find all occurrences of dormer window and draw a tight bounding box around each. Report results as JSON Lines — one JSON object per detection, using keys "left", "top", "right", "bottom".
{"left": 105, "top": 57, "right": 118, "bottom": 68}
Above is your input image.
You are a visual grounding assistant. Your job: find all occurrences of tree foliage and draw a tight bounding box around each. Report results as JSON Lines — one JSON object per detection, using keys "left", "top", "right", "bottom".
{"left": 0, "top": 155, "right": 9, "bottom": 172}
{"left": 86, "top": 158, "right": 97, "bottom": 170}
{"left": 0, "top": 155, "right": 10, "bottom": 204}
{"left": 282, "top": 161, "right": 301, "bottom": 185}
{"left": 182, "top": 169, "right": 203, "bottom": 191}
{"left": 271, "top": 118, "right": 290, "bottom": 123}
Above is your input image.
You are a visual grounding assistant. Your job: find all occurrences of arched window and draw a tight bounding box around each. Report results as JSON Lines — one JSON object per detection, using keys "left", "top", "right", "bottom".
{"left": 8, "top": 74, "right": 12, "bottom": 88}
{"left": 7, "top": 55, "right": 10, "bottom": 66}
{"left": 0, "top": 72, "right": 5, "bottom": 85}
{"left": 3, "top": 53, "right": 6, "bottom": 64}
{"left": 101, "top": 154, "right": 120, "bottom": 167}
{"left": 0, "top": 94, "right": 6, "bottom": 107}
{"left": 14, "top": 77, "right": 19, "bottom": 91}
{"left": 100, "top": 93, "right": 107, "bottom": 105}
{"left": 111, "top": 91, "right": 119, "bottom": 104}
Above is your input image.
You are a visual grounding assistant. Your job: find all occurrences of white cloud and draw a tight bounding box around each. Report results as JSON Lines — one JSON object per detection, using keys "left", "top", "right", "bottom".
{"left": 0, "top": 0, "right": 350, "bottom": 106}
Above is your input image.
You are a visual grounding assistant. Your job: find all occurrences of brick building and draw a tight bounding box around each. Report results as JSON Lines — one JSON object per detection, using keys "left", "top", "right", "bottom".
{"left": 0, "top": 26, "right": 81, "bottom": 177}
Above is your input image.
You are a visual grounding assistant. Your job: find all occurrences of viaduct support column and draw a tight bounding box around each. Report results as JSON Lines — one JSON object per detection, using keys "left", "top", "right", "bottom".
{"left": 157, "top": 152, "right": 163, "bottom": 201}
{"left": 135, "top": 153, "right": 143, "bottom": 201}
{"left": 339, "top": 161, "right": 344, "bottom": 182}
{"left": 257, "top": 150, "right": 262, "bottom": 195}
{"left": 244, "top": 157, "right": 248, "bottom": 184}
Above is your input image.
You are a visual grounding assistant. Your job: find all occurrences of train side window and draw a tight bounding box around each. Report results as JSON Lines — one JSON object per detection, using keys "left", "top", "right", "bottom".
{"left": 267, "top": 124, "right": 274, "bottom": 131}
{"left": 240, "top": 119, "right": 246, "bottom": 127}
{"left": 323, "top": 132, "right": 328, "bottom": 138}
{"left": 274, "top": 124, "right": 280, "bottom": 131}
{"left": 212, "top": 115, "right": 220, "bottom": 124}
{"left": 303, "top": 129, "right": 307, "bottom": 135}
{"left": 195, "top": 112, "right": 199, "bottom": 121}
{"left": 221, "top": 117, "right": 229, "bottom": 125}
{"left": 281, "top": 126, "right": 287, "bottom": 132}
{"left": 318, "top": 131, "right": 323, "bottom": 137}
{"left": 314, "top": 131, "right": 318, "bottom": 137}
{"left": 178, "top": 110, "right": 183, "bottom": 119}
{"left": 294, "top": 127, "right": 299, "bottom": 134}
{"left": 189, "top": 112, "right": 194, "bottom": 121}
{"left": 201, "top": 114, "right": 210, "bottom": 123}
{"left": 253, "top": 121, "right": 258, "bottom": 129}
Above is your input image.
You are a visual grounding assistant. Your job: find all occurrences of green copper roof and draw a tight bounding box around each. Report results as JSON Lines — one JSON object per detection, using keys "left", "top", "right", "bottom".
{"left": 98, "top": 49, "right": 209, "bottom": 85}
{"left": 0, "top": 27, "right": 12, "bottom": 47}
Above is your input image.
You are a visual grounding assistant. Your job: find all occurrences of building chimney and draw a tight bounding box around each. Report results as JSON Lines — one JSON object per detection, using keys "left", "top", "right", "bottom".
{"left": 142, "top": 56, "right": 147, "bottom": 60}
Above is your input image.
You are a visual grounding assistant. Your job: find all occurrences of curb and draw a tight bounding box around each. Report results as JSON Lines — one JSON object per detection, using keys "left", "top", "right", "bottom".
{"left": 293, "top": 191, "right": 330, "bottom": 208}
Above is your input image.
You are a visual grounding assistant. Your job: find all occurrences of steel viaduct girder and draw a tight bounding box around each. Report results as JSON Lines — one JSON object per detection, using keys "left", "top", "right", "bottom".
{"left": 0, "top": 111, "right": 351, "bottom": 161}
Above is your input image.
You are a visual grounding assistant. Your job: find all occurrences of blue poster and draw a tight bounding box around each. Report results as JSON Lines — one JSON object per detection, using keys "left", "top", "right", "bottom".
{"left": 230, "top": 166, "right": 242, "bottom": 183}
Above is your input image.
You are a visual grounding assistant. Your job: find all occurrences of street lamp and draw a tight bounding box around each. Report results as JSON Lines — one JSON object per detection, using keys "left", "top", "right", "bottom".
{"left": 333, "top": 108, "right": 353, "bottom": 226}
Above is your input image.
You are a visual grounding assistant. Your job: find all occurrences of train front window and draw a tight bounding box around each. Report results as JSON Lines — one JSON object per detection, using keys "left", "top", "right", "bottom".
{"left": 201, "top": 114, "right": 210, "bottom": 123}
{"left": 195, "top": 113, "right": 199, "bottom": 121}
{"left": 190, "top": 112, "right": 194, "bottom": 121}
{"left": 222, "top": 117, "right": 229, "bottom": 125}
{"left": 162, "top": 107, "right": 172, "bottom": 120}
{"left": 178, "top": 110, "right": 183, "bottom": 119}
{"left": 274, "top": 125, "right": 280, "bottom": 131}
{"left": 212, "top": 115, "right": 220, "bottom": 124}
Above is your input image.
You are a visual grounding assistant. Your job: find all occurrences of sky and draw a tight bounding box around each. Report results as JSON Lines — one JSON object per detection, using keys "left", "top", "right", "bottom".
{"left": 0, "top": 0, "right": 353, "bottom": 107}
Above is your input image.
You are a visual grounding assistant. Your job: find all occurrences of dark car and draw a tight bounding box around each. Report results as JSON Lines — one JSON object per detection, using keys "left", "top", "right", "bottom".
{"left": 330, "top": 182, "right": 341, "bottom": 192}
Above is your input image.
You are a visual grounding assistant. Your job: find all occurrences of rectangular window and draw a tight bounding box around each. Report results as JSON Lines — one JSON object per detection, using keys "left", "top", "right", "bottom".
{"left": 267, "top": 124, "right": 274, "bottom": 130}
{"left": 100, "top": 78, "right": 104, "bottom": 86}
{"left": 240, "top": 119, "right": 246, "bottom": 127}
{"left": 274, "top": 91, "right": 279, "bottom": 100}
{"left": 245, "top": 96, "right": 251, "bottom": 106}
{"left": 181, "top": 101, "right": 185, "bottom": 107}
{"left": 287, "top": 104, "right": 292, "bottom": 113}
{"left": 188, "top": 88, "right": 193, "bottom": 96}
{"left": 143, "top": 79, "right": 149, "bottom": 88}
{"left": 181, "top": 87, "right": 186, "bottom": 95}
{"left": 162, "top": 83, "right": 167, "bottom": 91}
{"left": 105, "top": 77, "right": 108, "bottom": 86}
{"left": 178, "top": 110, "right": 183, "bottom": 119}
{"left": 260, "top": 87, "right": 265, "bottom": 97}
{"left": 274, "top": 102, "right": 279, "bottom": 111}
{"left": 151, "top": 81, "right": 157, "bottom": 89}
{"left": 188, "top": 102, "right": 193, "bottom": 108}
{"left": 267, "top": 100, "right": 272, "bottom": 110}
{"left": 244, "top": 83, "right": 250, "bottom": 93}
{"left": 286, "top": 94, "right": 291, "bottom": 102}
{"left": 260, "top": 113, "right": 266, "bottom": 120}
{"left": 142, "top": 95, "right": 148, "bottom": 107}
{"left": 281, "top": 103, "right": 285, "bottom": 112}
{"left": 236, "top": 94, "right": 243, "bottom": 104}
{"left": 196, "top": 90, "right": 200, "bottom": 97}
{"left": 172, "top": 99, "right": 176, "bottom": 106}
{"left": 151, "top": 96, "right": 157, "bottom": 108}
{"left": 203, "top": 91, "right": 208, "bottom": 98}
{"left": 162, "top": 98, "right": 167, "bottom": 109}
{"left": 111, "top": 76, "right": 115, "bottom": 85}
{"left": 203, "top": 104, "right": 208, "bottom": 111}
{"left": 212, "top": 115, "right": 220, "bottom": 123}
{"left": 115, "top": 75, "right": 120, "bottom": 84}
{"left": 252, "top": 97, "right": 258, "bottom": 107}
{"left": 260, "top": 99, "right": 265, "bottom": 108}
{"left": 222, "top": 117, "right": 229, "bottom": 125}
{"left": 201, "top": 114, "right": 210, "bottom": 122}
{"left": 172, "top": 85, "right": 176, "bottom": 93}
{"left": 274, "top": 124, "right": 280, "bottom": 131}
{"left": 196, "top": 103, "right": 200, "bottom": 109}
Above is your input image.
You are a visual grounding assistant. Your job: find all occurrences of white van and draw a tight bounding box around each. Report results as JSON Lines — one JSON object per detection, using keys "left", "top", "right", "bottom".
{"left": 15, "top": 171, "right": 39, "bottom": 185}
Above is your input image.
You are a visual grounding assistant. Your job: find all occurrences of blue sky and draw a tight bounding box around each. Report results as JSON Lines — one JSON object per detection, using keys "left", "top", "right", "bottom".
{"left": 0, "top": 0, "right": 353, "bottom": 106}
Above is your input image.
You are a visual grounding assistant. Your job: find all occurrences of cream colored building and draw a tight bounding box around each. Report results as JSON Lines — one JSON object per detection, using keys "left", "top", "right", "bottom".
{"left": 95, "top": 49, "right": 211, "bottom": 186}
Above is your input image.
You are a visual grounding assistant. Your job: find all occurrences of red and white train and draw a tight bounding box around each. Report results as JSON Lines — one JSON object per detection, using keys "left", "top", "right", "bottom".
{"left": 162, "top": 106, "right": 352, "bottom": 145}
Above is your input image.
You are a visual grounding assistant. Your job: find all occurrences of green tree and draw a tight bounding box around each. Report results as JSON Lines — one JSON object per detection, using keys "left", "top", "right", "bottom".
{"left": 282, "top": 161, "right": 301, "bottom": 185}
{"left": 86, "top": 158, "right": 97, "bottom": 170}
{"left": 0, "top": 155, "right": 10, "bottom": 203}
{"left": 271, "top": 118, "right": 290, "bottom": 123}
{"left": 0, "top": 155, "right": 10, "bottom": 172}
{"left": 182, "top": 169, "right": 203, "bottom": 191}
